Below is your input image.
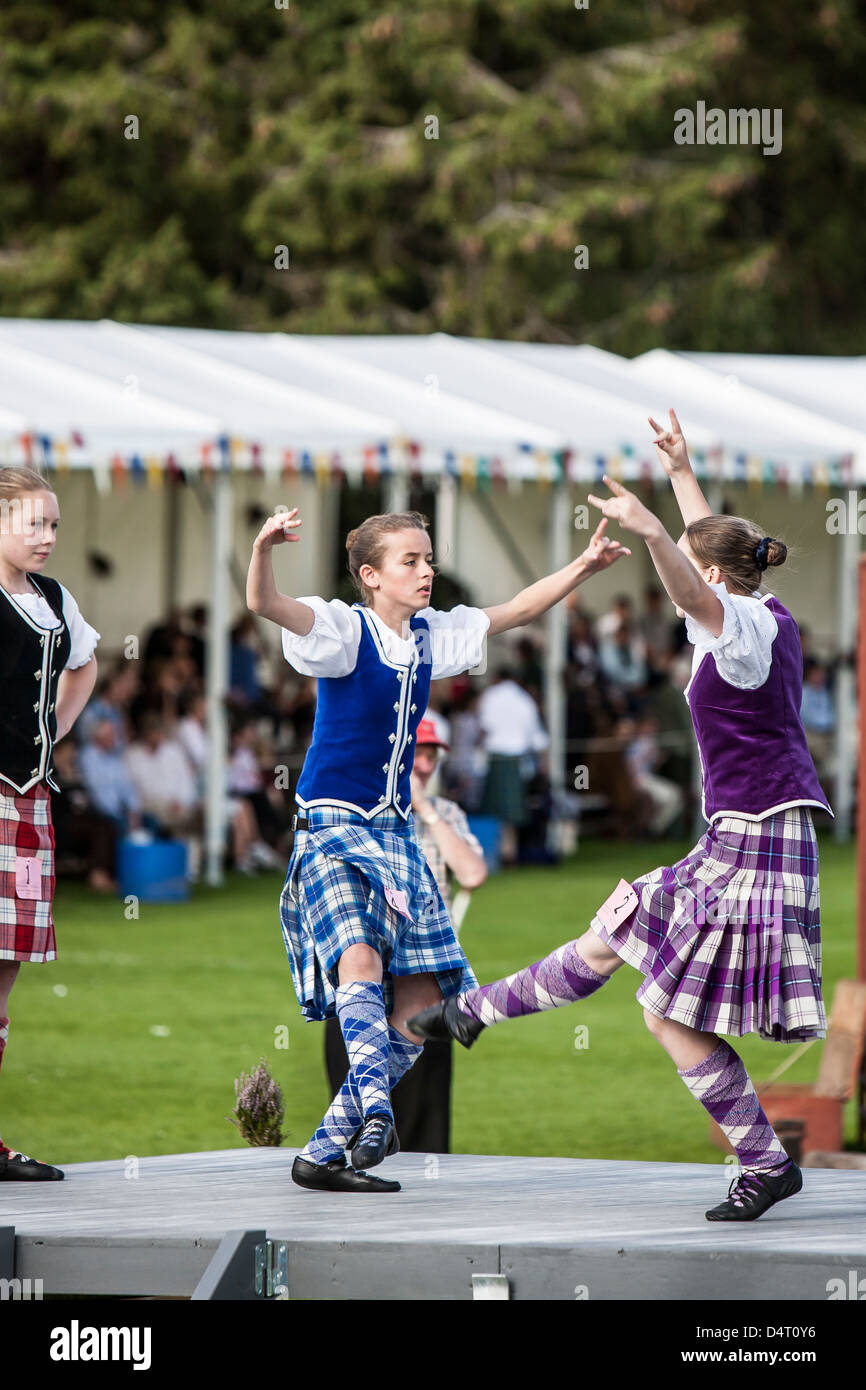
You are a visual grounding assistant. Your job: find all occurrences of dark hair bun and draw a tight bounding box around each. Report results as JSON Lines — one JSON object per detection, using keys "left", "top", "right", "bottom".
{"left": 345, "top": 528, "right": 358, "bottom": 551}
{"left": 766, "top": 539, "right": 787, "bottom": 567}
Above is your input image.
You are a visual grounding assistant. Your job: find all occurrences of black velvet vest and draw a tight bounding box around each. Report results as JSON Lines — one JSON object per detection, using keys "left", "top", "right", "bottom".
{"left": 0, "top": 574, "right": 72, "bottom": 793}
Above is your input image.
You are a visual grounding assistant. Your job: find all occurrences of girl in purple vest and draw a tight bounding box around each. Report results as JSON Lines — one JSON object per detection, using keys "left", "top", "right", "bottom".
{"left": 410, "top": 411, "right": 831, "bottom": 1222}
{"left": 0, "top": 468, "right": 100, "bottom": 1182}
{"left": 247, "top": 504, "right": 628, "bottom": 1192}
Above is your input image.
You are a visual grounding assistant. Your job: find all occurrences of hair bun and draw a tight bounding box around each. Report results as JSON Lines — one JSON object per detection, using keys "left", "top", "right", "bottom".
{"left": 345, "top": 528, "right": 358, "bottom": 551}
{"left": 755, "top": 535, "right": 786, "bottom": 571}
{"left": 766, "top": 538, "right": 787, "bottom": 567}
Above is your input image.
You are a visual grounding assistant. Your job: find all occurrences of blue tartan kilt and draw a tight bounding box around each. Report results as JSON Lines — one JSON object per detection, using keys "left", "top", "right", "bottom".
{"left": 279, "top": 805, "right": 478, "bottom": 1022}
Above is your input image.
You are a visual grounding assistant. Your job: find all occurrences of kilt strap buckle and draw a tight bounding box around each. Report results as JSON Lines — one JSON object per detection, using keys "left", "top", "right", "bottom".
{"left": 292, "top": 814, "right": 309, "bottom": 832}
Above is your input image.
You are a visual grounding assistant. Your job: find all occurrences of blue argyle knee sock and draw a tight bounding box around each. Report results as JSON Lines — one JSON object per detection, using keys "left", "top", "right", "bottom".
{"left": 300, "top": 1023, "right": 423, "bottom": 1165}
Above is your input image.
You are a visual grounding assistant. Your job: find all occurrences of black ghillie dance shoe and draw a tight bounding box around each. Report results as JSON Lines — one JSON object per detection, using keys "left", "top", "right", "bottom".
{"left": 705, "top": 1161, "right": 802, "bottom": 1222}
{"left": 291, "top": 1154, "right": 400, "bottom": 1193}
{"left": 407, "top": 997, "right": 484, "bottom": 1049}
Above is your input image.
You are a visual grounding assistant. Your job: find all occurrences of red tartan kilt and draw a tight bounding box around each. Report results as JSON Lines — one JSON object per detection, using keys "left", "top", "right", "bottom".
{"left": 0, "top": 782, "right": 57, "bottom": 962}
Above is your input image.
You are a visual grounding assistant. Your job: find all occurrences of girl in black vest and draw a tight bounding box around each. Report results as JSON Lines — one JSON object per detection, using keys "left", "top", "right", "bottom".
{"left": 0, "top": 468, "right": 100, "bottom": 1181}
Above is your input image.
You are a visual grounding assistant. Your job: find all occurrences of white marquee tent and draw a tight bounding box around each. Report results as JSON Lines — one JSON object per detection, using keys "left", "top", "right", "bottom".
{"left": 0, "top": 319, "right": 862, "bottom": 879}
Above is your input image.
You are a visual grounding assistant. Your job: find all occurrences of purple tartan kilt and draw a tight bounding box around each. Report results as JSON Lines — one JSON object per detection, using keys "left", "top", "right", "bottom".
{"left": 592, "top": 806, "right": 826, "bottom": 1043}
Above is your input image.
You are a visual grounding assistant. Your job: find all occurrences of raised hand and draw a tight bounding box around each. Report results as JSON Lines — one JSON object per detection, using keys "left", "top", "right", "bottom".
{"left": 648, "top": 408, "right": 690, "bottom": 475}
{"left": 580, "top": 516, "right": 632, "bottom": 572}
{"left": 254, "top": 507, "right": 302, "bottom": 552}
{"left": 587, "top": 476, "right": 661, "bottom": 541}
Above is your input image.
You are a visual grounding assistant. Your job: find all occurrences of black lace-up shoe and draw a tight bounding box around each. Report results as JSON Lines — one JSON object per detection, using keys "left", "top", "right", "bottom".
{"left": 0, "top": 1144, "right": 64, "bottom": 1181}
{"left": 407, "top": 996, "right": 485, "bottom": 1049}
{"left": 706, "top": 1161, "right": 802, "bottom": 1222}
{"left": 348, "top": 1116, "right": 398, "bottom": 1171}
{"left": 291, "top": 1154, "right": 400, "bottom": 1193}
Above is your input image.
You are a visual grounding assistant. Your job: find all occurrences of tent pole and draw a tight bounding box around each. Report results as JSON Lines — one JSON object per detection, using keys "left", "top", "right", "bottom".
{"left": 205, "top": 470, "right": 231, "bottom": 886}
{"left": 385, "top": 473, "right": 409, "bottom": 514}
{"left": 834, "top": 511, "right": 859, "bottom": 841}
{"left": 544, "top": 482, "right": 570, "bottom": 795}
{"left": 436, "top": 473, "right": 457, "bottom": 572}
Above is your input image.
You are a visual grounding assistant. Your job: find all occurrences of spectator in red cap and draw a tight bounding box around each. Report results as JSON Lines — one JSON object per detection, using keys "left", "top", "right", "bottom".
{"left": 325, "top": 715, "right": 488, "bottom": 1152}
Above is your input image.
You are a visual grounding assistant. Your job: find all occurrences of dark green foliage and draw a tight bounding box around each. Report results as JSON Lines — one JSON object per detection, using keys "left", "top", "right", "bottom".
{"left": 0, "top": 1, "right": 863, "bottom": 350}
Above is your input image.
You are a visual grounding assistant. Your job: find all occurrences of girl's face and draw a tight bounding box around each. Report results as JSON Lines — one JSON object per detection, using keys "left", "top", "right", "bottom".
{"left": 362, "top": 528, "right": 435, "bottom": 612}
{"left": 0, "top": 489, "right": 59, "bottom": 573}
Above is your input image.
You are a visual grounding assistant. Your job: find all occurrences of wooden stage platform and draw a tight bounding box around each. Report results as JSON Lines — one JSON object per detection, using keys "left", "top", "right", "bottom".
{"left": 3, "top": 1148, "right": 865, "bottom": 1300}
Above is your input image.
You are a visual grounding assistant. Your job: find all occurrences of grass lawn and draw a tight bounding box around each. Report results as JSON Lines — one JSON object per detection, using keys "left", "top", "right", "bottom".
{"left": 2, "top": 833, "right": 858, "bottom": 1167}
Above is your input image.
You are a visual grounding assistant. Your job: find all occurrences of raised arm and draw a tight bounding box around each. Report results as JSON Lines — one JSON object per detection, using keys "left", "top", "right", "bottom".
{"left": 588, "top": 476, "right": 724, "bottom": 637}
{"left": 483, "top": 518, "right": 630, "bottom": 638}
{"left": 246, "top": 507, "right": 315, "bottom": 634}
{"left": 649, "top": 408, "right": 713, "bottom": 527}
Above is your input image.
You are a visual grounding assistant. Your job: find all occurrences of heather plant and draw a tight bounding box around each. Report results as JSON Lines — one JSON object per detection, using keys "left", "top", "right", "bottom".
{"left": 228, "top": 1059, "right": 286, "bottom": 1147}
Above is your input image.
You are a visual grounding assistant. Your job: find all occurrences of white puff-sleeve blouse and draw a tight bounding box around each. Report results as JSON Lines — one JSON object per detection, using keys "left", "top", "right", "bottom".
{"left": 10, "top": 582, "right": 101, "bottom": 670}
{"left": 281, "top": 598, "right": 490, "bottom": 681}
{"left": 685, "top": 581, "right": 779, "bottom": 691}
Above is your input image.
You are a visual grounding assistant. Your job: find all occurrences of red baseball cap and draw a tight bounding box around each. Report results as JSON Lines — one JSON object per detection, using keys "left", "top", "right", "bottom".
{"left": 415, "top": 716, "right": 449, "bottom": 751}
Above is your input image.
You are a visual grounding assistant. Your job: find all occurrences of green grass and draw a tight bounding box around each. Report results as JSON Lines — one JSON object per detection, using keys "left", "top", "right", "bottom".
{"left": 3, "top": 834, "right": 858, "bottom": 1166}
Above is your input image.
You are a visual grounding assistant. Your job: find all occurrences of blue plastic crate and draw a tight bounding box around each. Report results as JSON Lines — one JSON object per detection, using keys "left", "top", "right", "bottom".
{"left": 117, "top": 838, "right": 189, "bottom": 903}
{"left": 466, "top": 815, "right": 502, "bottom": 873}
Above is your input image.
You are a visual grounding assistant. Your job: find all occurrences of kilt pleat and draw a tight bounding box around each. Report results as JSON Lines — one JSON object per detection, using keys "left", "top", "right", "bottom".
{"left": 279, "top": 805, "right": 477, "bottom": 1021}
{"left": 0, "top": 783, "right": 57, "bottom": 962}
{"left": 592, "top": 806, "right": 825, "bottom": 1043}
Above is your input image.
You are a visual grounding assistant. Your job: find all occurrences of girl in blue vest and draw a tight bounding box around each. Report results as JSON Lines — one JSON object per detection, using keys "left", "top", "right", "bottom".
{"left": 0, "top": 467, "right": 100, "bottom": 1182}
{"left": 247, "top": 504, "right": 629, "bottom": 1192}
{"left": 411, "top": 412, "right": 832, "bottom": 1222}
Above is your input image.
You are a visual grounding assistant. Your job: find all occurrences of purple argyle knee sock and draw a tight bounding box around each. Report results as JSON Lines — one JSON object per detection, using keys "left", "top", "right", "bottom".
{"left": 456, "top": 942, "right": 609, "bottom": 1025}
{"left": 678, "top": 1039, "right": 791, "bottom": 1172}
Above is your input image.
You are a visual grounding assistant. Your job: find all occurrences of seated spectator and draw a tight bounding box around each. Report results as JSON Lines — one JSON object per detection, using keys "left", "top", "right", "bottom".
{"left": 229, "top": 615, "right": 264, "bottom": 708}
{"left": 77, "top": 661, "right": 139, "bottom": 748}
{"left": 596, "top": 593, "right": 633, "bottom": 643}
{"left": 623, "top": 712, "right": 684, "bottom": 837}
{"left": 176, "top": 691, "right": 208, "bottom": 793}
{"left": 638, "top": 584, "right": 676, "bottom": 672}
{"left": 79, "top": 718, "right": 143, "bottom": 831}
{"left": 50, "top": 741, "right": 119, "bottom": 894}
{"left": 598, "top": 622, "right": 647, "bottom": 712}
{"left": 228, "top": 722, "right": 288, "bottom": 869}
{"left": 801, "top": 661, "right": 835, "bottom": 782}
{"left": 441, "top": 687, "right": 485, "bottom": 812}
{"left": 124, "top": 713, "right": 203, "bottom": 877}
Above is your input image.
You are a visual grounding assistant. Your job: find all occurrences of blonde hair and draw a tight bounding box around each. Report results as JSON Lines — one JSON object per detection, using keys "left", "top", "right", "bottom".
{"left": 0, "top": 467, "right": 55, "bottom": 539}
{"left": 685, "top": 515, "right": 787, "bottom": 596}
{"left": 345, "top": 510, "right": 431, "bottom": 604}
{"left": 0, "top": 466, "right": 54, "bottom": 501}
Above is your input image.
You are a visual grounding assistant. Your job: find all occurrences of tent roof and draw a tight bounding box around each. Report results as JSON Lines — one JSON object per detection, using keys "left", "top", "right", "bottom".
{"left": 0, "top": 319, "right": 863, "bottom": 485}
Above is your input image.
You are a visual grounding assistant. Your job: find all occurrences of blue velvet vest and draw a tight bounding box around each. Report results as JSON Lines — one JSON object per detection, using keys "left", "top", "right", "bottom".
{"left": 295, "top": 605, "right": 433, "bottom": 820}
{"left": 686, "top": 594, "right": 832, "bottom": 823}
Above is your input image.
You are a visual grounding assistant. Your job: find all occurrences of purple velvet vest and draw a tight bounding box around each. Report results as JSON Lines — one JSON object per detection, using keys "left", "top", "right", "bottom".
{"left": 685, "top": 594, "right": 833, "bottom": 823}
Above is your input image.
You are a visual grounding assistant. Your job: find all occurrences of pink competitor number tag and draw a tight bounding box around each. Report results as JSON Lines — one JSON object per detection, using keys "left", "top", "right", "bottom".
{"left": 15, "top": 855, "right": 43, "bottom": 900}
{"left": 595, "top": 878, "right": 638, "bottom": 933}
{"left": 384, "top": 886, "right": 411, "bottom": 919}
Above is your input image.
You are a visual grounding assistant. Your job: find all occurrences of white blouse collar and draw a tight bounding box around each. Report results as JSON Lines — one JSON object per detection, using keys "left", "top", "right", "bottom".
{"left": 357, "top": 603, "right": 418, "bottom": 661}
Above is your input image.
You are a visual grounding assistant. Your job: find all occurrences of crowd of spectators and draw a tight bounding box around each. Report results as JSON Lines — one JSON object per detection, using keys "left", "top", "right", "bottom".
{"left": 53, "top": 591, "right": 839, "bottom": 886}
